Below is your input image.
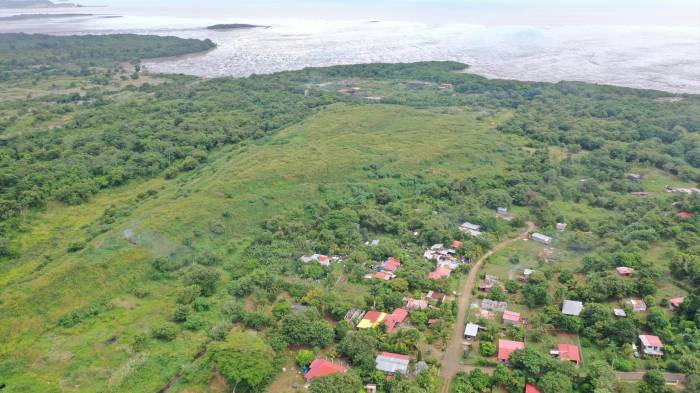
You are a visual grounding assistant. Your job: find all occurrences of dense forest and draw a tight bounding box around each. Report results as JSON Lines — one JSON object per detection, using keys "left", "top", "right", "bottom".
{"left": 0, "top": 33, "right": 699, "bottom": 393}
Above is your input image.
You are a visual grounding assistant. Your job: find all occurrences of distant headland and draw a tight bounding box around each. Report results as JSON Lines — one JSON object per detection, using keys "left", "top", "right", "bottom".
{"left": 0, "top": 0, "right": 81, "bottom": 8}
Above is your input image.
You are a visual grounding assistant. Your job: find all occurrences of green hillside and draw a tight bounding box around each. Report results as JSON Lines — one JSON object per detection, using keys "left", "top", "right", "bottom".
{"left": 1, "top": 34, "right": 700, "bottom": 393}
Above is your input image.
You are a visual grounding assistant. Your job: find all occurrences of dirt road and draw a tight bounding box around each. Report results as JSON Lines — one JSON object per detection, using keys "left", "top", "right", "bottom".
{"left": 439, "top": 222, "right": 535, "bottom": 393}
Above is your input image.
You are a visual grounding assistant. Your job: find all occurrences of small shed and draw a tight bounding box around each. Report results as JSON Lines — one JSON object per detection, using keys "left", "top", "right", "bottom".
{"left": 562, "top": 300, "right": 583, "bottom": 316}
{"left": 464, "top": 323, "right": 481, "bottom": 340}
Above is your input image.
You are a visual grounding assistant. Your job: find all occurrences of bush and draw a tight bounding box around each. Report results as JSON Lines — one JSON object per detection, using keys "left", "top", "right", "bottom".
{"left": 480, "top": 341, "right": 497, "bottom": 356}
{"left": 152, "top": 322, "right": 178, "bottom": 341}
{"left": 296, "top": 350, "right": 315, "bottom": 367}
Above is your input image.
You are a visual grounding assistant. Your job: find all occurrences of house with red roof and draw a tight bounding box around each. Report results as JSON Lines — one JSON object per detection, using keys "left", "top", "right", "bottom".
{"left": 525, "top": 384, "right": 541, "bottom": 393}
{"left": 498, "top": 339, "right": 525, "bottom": 362}
{"left": 357, "top": 311, "right": 387, "bottom": 329}
{"left": 669, "top": 297, "right": 684, "bottom": 311}
{"left": 677, "top": 211, "right": 693, "bottom": 219}
{"left": 451, "top": 240, "right": 463, "bottom": 249}
{"left": 557, "top": 343, "right": 581, "bottom": 365}
{"left": 381, "top": 257, "right": 401, "bottom": 273}
{"left": 616, "top": 266, "right": 634, "bottom": 277}
{"left": 639, "top": 335, "right": 664, "bottom": 357}
{"left": 304, "top": 359, "right": 347, "bottom": 382}
{"left": 428, "top": 266, "right": 451, "bottom": 280}
{"left": 503, "top": 310, "right": 521, "bottom": 325}
{"left": 405, "top": 298, "right": 429, "bottom": 311}
{"left": 384, "top": 308, "right": 409, "bottom": 333}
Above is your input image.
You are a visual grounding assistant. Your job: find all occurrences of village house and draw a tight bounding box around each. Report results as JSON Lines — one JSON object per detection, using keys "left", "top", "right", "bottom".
{"left": 669, "top": 297, "right": 684, "bottom": 311}
{"left": 428, "top": 266, "right": 451, "bottom": 280}
{"left": 305, "top": 359, "right": 348, "bottom": 382}
{"left": 616, "top": 266, "right": 634, "bottom": 277}
{"left": 438, "top": 83, "right": 454, "bottom": 90}
{"left": 478, "top": 279, "right": 495, "bottom": 292}
{"left": 381, "top": 257, "right": 401, "bottom": 273}
{"left": 627, "top": 298, "right": 647, "bottom": 313}
{"left": 498, "top": 339, "right": 525, "bottom": 362}
{"left": 425, "top": 290, "right": 446, "bottom": 303}
{"left": 553, "top": 343, "right": 581, "bottom": 365}
{"left": 464, "top": 322, "right": 482, "bottom": 340}
{"left": 525, "top": 385, "right": 542, "bottom": 393}
{"left": 375, "top": 352, "right": 410, "bottom": 376}
{"left": 384, "top": 308, "right": 409, "bottom": 333}
{"left": 677, "top": 211, "right": 694, "bottom": 219}
{"left": 639, "top": 335, "right": 664, "bottom": 357}
{"left": 562, "top": 300, "right": 583, "bottom": 316}
{"left": 531, "top": 232, "right": 553, "bottom": 245}
{"left": 365, "top": 384, "right": 377, "bottom": 393}
{"left": 481, "top": 299, "right": 508, "bottom": 313}
{"left": 459, "top": 222, "right": 482, "bottom": 237}
{"left": 357, "top": 311, "right": 387, "bottom": 329}
{"left": 613, "top": 308, "right": 627, "bottom": 317}
{"left": 556, "top": 223, "right": 567, "bottom": 231}
{"left": 503, "top": 310, "right": 521, "bottom": 325}
{"left": 405, "top": 298, "right": 429, "bottom": 311}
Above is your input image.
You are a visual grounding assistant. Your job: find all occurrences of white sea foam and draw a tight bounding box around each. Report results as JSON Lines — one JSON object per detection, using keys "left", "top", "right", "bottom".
{"left": 1, "top": 2, "right": 698, "bottom": 93}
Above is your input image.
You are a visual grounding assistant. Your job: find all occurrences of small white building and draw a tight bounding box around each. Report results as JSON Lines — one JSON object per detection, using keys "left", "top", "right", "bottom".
{"left": 556, "top": 223, "right": 567, "bottom": 231}
{"left": 639, "top": 335, "right": 664, "bottom": 357}
{"left": 531, "top": 233, "right": 553, "bottom": 245}
{"left": 613, "top": 308, "right": 627, "bottom": 317}
{"left": 627, "top": 298, "right": 647, "bottom": 313}
{"left": 460, "top": 222, "right": 482, "bottom": 237}
{"left": 464, "top": 323, "right": 481, "bottom": 340}
{"left": 562, "top": 300, "right": 583, "bottom": 316}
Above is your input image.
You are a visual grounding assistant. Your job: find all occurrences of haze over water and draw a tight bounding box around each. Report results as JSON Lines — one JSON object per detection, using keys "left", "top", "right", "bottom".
{"left": 2, "top": 0, "right": 699, "bottom": 93}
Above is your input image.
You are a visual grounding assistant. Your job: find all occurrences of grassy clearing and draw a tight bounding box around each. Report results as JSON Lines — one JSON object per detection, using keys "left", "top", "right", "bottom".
{"left": 0, "top": 102, "right": 524, "bottom": 392}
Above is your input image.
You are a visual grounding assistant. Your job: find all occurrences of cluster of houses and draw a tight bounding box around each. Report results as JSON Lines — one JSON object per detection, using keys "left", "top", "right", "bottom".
{"left": 365, "top": 257, "right": 401, "bottom": 281}
{"left": 424, "top": 241, "right": 470, "bottom": 280}
{"left": 560, "top": 298, "right": 669, "bottom": 358}
{"left": 299, "top": 253, "right": 343, "bottom": 266}
{"left": 304, "top": 352, "right": 424, "bottom": 387}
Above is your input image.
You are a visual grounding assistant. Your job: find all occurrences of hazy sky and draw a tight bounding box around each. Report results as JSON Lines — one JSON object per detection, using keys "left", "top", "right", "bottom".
{"left": 93, "top": 0, "right": 700, "bottom": 26}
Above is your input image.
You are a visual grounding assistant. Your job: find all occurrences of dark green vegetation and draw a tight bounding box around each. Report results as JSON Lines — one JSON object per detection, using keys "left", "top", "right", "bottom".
{"left": 0, "top": 33, "right": 699, "bottom": 393}
{"left": 0, "top": 33, "right": 215, "bottom": 81}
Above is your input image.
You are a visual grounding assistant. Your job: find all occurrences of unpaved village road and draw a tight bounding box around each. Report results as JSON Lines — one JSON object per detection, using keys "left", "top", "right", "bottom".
{"left": 439, "top": 222, "right": 535, "bottom": 393}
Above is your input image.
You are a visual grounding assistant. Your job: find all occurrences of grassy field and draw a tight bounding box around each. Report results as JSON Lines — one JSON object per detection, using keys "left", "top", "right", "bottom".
{"left": 0, "top": 101, "right": 529, "bottom": 392}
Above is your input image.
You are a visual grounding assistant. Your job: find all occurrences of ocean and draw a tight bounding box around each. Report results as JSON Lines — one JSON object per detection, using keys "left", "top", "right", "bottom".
{"left": 1, "top": 0, "right": 699, "bottom": 93}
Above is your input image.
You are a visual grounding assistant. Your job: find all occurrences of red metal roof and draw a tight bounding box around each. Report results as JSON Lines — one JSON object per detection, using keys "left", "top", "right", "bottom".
{"left": 304, "top": 359, "right": 347, "bottom": 381}
{"left": 525, "top": 384, "right": 542, "bottom": 393}
{"left": 677, "top": 211, "right": 693, "bottom": 218}
{"left": 428, "top": 267, "right": 451, "bottom": 280}
{"left": 498, "top": 339, "right": 524, "bottom": 361}
{"left": 384, "top": 308, "right": 409, "bottom": 333}
{"left": 363, "top": 311, "right": 384, "bottom": 323}
{"left": 558, "top": 343, "right": 581, "bottom": 364}
{"left": 378, "top": 351, "right": 410, "bottom": 361}
{"left": 452, "top": 240, "right": 463, "bottom": 249}
{"left": 503, "top": 310, "right": 521, "bottom": 322}
{"left": 640, "top": 335, "right": 663, "bottom": 348}
{"left": 382, "top": 257, "right": 401, "bottom": 271}
{"left": 670, "top": 297, "right": 684, "bottom": 308}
